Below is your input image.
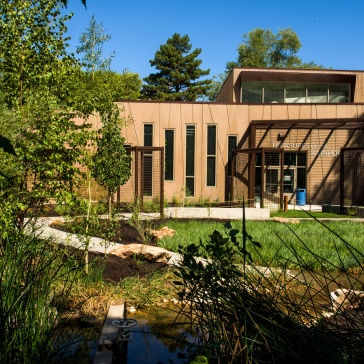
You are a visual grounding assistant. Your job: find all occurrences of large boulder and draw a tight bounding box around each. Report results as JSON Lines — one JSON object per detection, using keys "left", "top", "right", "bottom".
{"left": 109, "top": 243, "right": 172, "bottom": 263}
{"left": 149, "top": 226, "right": 175, "bottom": 240}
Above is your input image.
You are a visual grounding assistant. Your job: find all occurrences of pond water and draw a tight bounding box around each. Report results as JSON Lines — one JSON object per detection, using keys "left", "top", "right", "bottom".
{"left": 53, "top": 307, "right": 194, "bottom": 364}
{"left": 126, "top": 308, "right": 192, "bottom": 363}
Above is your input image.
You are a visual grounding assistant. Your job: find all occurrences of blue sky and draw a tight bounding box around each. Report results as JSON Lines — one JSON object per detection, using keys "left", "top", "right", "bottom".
{"left": 65, "top": 0, "right": 364, "bottom": 80}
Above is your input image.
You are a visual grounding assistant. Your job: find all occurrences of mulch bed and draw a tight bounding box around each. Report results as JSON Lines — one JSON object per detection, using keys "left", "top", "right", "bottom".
{"left": 51, "top": 216, "right": 229, "bottom": 282}
{"left": 53, "top": 218, "right": 174, "bottom": 282}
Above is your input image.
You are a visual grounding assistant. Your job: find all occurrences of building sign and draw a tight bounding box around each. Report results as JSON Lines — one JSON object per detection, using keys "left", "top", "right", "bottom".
{"left": 271, "top": 142, "right": 340, "bottom": 157}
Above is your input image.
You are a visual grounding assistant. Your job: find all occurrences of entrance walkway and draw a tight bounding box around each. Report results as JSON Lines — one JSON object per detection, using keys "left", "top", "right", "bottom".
{"left": 287, "top": 204, "right": 322, "bottom": 211}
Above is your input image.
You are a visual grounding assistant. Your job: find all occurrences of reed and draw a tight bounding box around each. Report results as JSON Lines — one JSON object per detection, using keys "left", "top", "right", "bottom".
{"left": 0, "top": 227, "right": 81, "bottom": 363}
{"left": 173, "top": 215, "right": 364, "bottom": 363}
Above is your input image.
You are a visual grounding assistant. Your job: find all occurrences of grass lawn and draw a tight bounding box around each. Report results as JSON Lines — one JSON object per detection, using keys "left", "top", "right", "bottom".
{"left": 270, "top": 210, "right": 357, "bottom": 218}
{"left": 156, "top": 219, "right": 364, "bottom": 271}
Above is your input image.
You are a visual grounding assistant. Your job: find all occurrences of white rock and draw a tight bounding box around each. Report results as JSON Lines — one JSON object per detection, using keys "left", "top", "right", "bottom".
{"left": 330, "top": 288, "right": 364, "bottom": 311}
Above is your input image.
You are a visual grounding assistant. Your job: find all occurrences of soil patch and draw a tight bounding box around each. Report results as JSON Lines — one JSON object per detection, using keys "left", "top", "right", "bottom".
{"left": 52, "top": 217, "right": 229, "bottom": 282}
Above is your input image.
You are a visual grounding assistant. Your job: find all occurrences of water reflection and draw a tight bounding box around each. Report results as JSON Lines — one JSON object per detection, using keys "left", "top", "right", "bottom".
{"left": 52, "top": 327, "right": 99, "bottom": 363}
{"left": 125, "top": 307, "right": 192, "bottom": 364}
{"left": 52, "top": 307, "right": 193, "bottom": 364}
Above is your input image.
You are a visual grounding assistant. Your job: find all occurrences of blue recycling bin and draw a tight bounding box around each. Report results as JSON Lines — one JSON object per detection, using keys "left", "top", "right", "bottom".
{"left": 296, "top": 188, "right": 306, "bottom": 206}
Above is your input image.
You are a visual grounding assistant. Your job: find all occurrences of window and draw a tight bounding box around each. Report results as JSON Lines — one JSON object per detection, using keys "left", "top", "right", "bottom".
{"left": 307, "top": 83, "right": 328, "bottom": 103}
{"left": 329, "top": 84, "right": 350, "bottom": 103}
{"left": 143, "top": 124, "right": 153, "bottom": 196}
{"left": 186, "top": 125, "right": 195, "bottom": 196}
{"left": 207, "top": 125, "right": 216, "bottom": 186}
{"left": 264, "top": 82, "right": 284, "bottom": 103}
{"left": 283, "top": 152, "right": 307, "bottom": 193}
{"left": 241, "top": 82, "right": 350, "bottom": 104}
{"left": 165, "top": 130, "right": 174, "bottom": 181}
{"left": 285, "top": 83, "right": 306, "bottom": 103}
{"left": 144, "top": 124, "right": 153, "bottom": 146}
{"left": 227, "top": 136, "right": 237, "bottom": 177}
{"left": 242, "top": 82, "right": 262, "bottom": 103}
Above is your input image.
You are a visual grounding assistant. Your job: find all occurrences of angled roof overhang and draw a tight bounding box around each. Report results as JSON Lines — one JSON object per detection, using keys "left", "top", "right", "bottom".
{"left": 239, "top": 70, "right": 357, "bottom": 84}
{"left": 250, "top": 118, "right": 364, "bottom": 131}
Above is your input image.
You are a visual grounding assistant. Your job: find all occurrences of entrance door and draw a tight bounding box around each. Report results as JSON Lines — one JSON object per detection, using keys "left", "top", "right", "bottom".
{"left": 283, "top": 169, "right": 295, "bottom": 193}
{"left": 283, "top": 152, "right": 307, "bottom": 202}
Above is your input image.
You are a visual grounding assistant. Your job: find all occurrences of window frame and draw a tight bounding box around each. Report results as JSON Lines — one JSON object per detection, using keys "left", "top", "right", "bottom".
{"left": 206, "top": 124, "right": 217, "bottom": 187}
{"left": 185, "top": 125, "right": 196, "bottom": 197}
{"left": 164, "top": 129, "right": 174, "bottom": 182}
{"left": 241, "top": 81, "right": 351, "bottom": 104}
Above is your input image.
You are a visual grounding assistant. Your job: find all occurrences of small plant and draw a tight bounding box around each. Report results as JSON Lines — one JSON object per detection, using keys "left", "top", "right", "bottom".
{"left": 343, "top": 206, "right": 357, "bottom": 216}
{"left": 197, "top": 195, "right": 210, "bottom": 207}
{"left": 129, "top": 198, "right": 154, "bottom": 244}
{"left": 171, "top": 193, "right": 180, "bottom": 206}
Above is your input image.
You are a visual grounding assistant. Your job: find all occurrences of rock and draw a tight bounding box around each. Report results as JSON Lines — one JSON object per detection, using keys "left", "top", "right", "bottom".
{"left": 128, "top": 306, "right": 137, "bottom": 313}
{"left": 330, "top": 288, "right": 364, "bottom": 311}
{"left": 149, "top": 226, "right": 175, "bottom": 240}
{"left": 109, "top": 243, "right": 172, "bottom": 263}
{"left": 320, "top": 309, "right": 364, "bottom": 333}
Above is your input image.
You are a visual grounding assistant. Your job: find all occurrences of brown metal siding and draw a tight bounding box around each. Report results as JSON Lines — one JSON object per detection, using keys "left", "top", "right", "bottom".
{"left": 115, "top": 101, "right": 364, "bottom": 205}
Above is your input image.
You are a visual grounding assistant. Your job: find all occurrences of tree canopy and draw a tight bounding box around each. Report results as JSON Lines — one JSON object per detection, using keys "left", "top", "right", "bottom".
{"left": 75, "top": 16, "right": 141, "bottom": 111}
{"left": 207, "top": 27, "right": 323, "bottom": 101}
{"left": 141, "top": 33, "right": 212, "bottom": 101}
{"left": 226, "top": 27, "right": 323, "bottom": 72}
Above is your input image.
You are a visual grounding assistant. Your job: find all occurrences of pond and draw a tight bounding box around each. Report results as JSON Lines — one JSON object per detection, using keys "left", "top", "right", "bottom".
{"left": 52, "top": 307, "right": 194, "bottom": 364}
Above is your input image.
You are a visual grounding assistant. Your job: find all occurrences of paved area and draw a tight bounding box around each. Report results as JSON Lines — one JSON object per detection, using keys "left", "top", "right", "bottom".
{"left": 287, "top": 204, "right": 322, "bottom": 211}
{"left": 37, "top": 225, "right": 125, "bottom": 254}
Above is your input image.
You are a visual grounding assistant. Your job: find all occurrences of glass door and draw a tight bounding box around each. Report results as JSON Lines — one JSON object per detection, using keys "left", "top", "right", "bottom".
{"left": 283, "top": 169, "right": 295, "bottom": 193}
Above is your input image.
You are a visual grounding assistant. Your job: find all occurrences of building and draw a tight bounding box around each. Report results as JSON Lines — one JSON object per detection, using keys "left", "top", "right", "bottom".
{"left": 116, "top": 67, "right": 364, "bottom": 210}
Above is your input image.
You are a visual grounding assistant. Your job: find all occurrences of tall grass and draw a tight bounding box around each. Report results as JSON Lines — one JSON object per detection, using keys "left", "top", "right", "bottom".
{"left": 173, "top": 217, "right": 364, "bottom": 363}
{"left": 0, "top": 227, "right": 81, "bottom": 363}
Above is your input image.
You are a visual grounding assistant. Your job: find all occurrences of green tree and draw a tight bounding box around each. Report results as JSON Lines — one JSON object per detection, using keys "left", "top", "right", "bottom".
{"left": 77, "top": 15, "right": 114, "bottom": 76}
{"left": 0, "top": 0, "right": 89, "bottom": 234}
{"left": 94, "top": 70, "right": 141, "bottom": 101}
{"left": 92, "top": 109, "right": 131, "bottom": 217}
{"left": 76, "top": 16, "right": 141, "bottom": 108}
{"left": 226, "top": 27, "right": 322, "bottom": 72}
{"left": 0, "top": 0, "right": 78, "bottom": 109}
{"left": 141, "top": 33, "right": 212, "bottom": 101}
{"left": 207, "top": 27, "right": 324, "bottom": 101}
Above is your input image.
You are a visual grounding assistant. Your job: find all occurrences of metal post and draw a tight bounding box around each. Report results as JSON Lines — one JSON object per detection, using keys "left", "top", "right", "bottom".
{"left": 112, "top": 302, "right": 138, "bottom": 364}
{"left": 284, "top": 195, "right": 288, "bottom": 212}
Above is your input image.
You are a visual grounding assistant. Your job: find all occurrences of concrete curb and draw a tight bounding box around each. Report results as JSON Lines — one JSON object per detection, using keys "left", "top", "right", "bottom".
{"left": 163, "top": 207, "right": 270, "bottom": 220}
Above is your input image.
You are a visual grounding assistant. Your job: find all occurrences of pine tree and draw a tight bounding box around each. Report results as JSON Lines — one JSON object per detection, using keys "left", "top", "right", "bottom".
{"left": 141, "top": 33, "right": 212, "bottom": 101}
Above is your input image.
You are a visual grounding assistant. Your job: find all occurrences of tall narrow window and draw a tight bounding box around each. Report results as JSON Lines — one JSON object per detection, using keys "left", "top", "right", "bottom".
{"left": 186, "top": 125, "right": 195, "bottom": 196}
{"left": 165, "top": 130, "right": 174, "bottom": 181}
{"left": 144, "top": 124, "right": 153, "bottom": 146}
{"left": 207, "top": 125, "right": 216, "bottom": 186}
{"left": 143, "top": 124, "right": 153, "bottom": 196}
{"left": 227, "top": 136, "right": 237, "bottom": 177}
